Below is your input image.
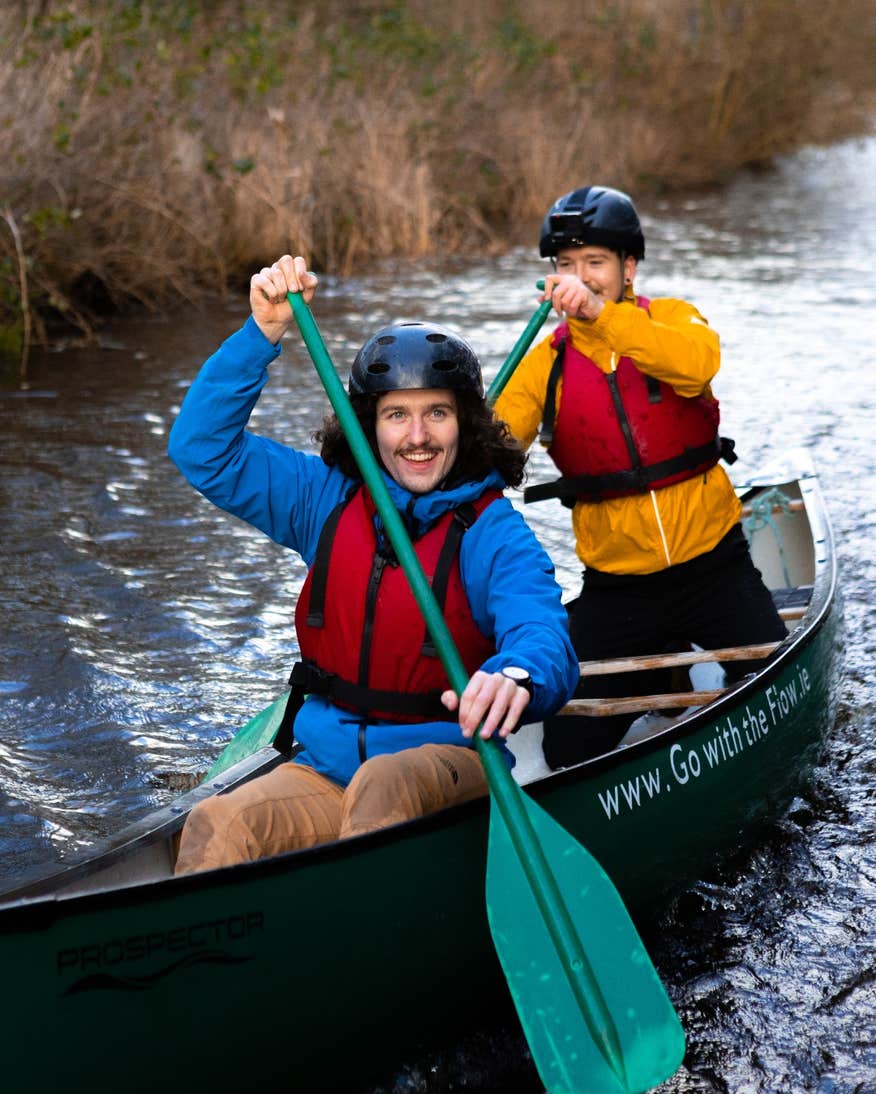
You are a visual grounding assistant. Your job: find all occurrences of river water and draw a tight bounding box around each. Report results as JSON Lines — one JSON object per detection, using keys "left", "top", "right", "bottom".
{"left": 1, "top": 136, "right": 874, "bottom": 1092}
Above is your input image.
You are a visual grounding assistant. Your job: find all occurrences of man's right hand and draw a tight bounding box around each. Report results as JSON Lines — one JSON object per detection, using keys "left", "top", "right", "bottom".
{"left": 442, "top": 670, "right": 531, "bottom": 740}
{"left": 250, "top": 254, "right": 318, "bottom": 345}
{"left": 543, "top": 273, "right": 606, "bottom": 321}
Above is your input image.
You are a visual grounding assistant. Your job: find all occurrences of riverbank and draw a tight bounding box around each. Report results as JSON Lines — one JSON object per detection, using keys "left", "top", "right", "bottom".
{"left": 1, "top": 0, "right": 874, "bottom": 366}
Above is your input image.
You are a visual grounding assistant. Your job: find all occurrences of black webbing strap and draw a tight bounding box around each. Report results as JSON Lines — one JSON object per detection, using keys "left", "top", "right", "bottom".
{"left": 524, "top": 437, "right": 726, "bottom": 505}
{"left": 306, "top": 492, "right": 353, "bottom": 628}
{"left": 358, "top": 548, "right": 391, "bottom": 683}
{"left": 604, "top": 372, "right": 645, "bottom": 487}
{"left": 720, "top": 435, "right": 738, "bottom": 464}
{"left": 273, "top": 684, "right": 306, "bottom": 756}
{"left": 538, "top": 338, "right": 566, "bottom": 446}
{"left": 421, "top": 502, "right": 477, "bottom": 657}
{"left": 287, "top": 661, "right": 448, "bottom": 720}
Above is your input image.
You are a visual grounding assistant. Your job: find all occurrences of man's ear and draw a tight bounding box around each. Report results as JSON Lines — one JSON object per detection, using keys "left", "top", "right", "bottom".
{"left": 623, "top": 255, "right": 638, "bottom": 285}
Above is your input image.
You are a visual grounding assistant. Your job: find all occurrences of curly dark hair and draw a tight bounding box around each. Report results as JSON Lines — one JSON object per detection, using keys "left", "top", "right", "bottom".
{"left": 314, "top": 390, "right": 527, "bottom": 489}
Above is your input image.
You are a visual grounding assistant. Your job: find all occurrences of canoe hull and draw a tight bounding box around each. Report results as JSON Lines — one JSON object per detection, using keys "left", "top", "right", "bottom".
{"left": 0, "top": 620, "right": 840, "bottom": 1091}
{"left": 0, "top": 461, "right": 841, "bottom": 1091}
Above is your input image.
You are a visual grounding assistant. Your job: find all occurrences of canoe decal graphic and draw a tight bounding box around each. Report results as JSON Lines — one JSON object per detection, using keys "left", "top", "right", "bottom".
{"left": 63, "top": 948, "right": 254, "bottom": 995}
{"left": 56, "top": 909, "right": 265, "bottom": 996}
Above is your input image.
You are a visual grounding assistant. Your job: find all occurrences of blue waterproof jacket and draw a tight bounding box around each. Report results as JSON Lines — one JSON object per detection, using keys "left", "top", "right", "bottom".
{"left": 168, "top": 317, "right": 579, "bottom": 785}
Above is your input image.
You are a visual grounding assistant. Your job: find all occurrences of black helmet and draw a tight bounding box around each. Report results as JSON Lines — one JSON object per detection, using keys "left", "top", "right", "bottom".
{"left": 349, "top": 322, "right": 484, "bottom": 397}
{"left": 538, "top": 185, "right": 645, "bottom": 260}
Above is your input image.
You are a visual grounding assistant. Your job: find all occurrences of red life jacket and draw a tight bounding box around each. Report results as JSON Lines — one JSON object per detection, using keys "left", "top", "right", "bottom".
{"left": 524, "top": 300, "right": 731, "bottom": 507}
{"left": 293, "top": 485, "right": 499, "bottom": 723}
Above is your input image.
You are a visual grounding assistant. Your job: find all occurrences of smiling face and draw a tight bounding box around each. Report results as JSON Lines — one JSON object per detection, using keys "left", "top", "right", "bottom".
{"left": 555, "top": 244, "right": 637, "bottom": 303}
{"left": 375, "top": 388, "right": 460, "bottom": 494}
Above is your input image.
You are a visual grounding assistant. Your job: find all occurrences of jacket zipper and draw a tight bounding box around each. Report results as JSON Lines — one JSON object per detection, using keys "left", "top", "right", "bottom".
{"left": 650, "top": 490, "right": 672, "bottom": 567}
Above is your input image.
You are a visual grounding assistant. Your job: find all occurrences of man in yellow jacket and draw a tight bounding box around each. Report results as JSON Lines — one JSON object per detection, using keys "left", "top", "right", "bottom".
{"left": 494, "top": 185, "right": 786, "bottom": 768}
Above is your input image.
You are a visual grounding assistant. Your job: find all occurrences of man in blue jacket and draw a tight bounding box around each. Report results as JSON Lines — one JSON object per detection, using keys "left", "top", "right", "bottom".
{"left": 169, "top": 255, "right": 579, "bottom": 873}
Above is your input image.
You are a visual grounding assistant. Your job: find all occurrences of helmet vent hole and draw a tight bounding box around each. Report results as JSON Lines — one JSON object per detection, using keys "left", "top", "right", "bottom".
{"left": 366, "top": 362, "right": 391, "bottom": 375}
{"left": 425, "top": 333, "right": 448, "bottom": 343}
{"left": 433, "top": 360, "right": 456, "bottom": 373}
{"left": 376, "top": 335, "right": 396, "bottom": 346}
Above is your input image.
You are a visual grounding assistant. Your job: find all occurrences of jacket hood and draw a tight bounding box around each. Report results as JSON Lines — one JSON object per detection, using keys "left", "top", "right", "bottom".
{"left": 380, "top": 469, "right": 505, "bottom": 537}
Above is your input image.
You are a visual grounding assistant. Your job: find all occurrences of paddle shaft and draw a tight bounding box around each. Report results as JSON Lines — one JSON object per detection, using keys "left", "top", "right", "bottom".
{"left": 288, "top": 290, "right": 627, "bottom": 1084}
{"left": 486, "top": 280, "right": 552, "bottom": 404}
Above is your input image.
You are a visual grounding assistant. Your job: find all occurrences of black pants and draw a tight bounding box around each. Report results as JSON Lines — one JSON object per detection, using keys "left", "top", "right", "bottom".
{"left": 542, "top": 524, "right": 788, "bottom": 769}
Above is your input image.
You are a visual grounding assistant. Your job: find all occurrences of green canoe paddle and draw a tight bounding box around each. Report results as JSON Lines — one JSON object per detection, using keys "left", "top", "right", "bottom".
{"left": 288, "top": 290, "right": 685, "bottom": 1093}
{"left": 486, "top": 280, "right": 553, "bottom": 404}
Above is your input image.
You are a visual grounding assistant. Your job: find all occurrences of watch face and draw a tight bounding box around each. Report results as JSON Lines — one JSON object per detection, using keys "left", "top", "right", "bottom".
{"left": 502, "top": 666, "right": 529, "bottom": 683}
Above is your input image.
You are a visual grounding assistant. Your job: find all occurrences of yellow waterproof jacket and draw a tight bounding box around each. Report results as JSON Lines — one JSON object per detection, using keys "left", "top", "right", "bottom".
{"left": 494, "top": 292, "right": 742, "bottom": 575}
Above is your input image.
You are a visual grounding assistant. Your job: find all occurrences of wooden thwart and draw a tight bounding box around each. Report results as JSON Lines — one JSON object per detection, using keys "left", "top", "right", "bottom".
{"left": 578, "top": 641, "right": 782, "bottom": 677}
{"left": 561, "top": 690, "right": 727, "bottom": 716}
{"left": 563, "top": 639, "right": 784, "bottom": 717}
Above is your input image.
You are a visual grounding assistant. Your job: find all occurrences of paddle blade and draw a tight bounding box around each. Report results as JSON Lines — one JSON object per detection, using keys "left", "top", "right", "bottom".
{"left": 486, "top": 793, "right": 685, "bottom": 1093}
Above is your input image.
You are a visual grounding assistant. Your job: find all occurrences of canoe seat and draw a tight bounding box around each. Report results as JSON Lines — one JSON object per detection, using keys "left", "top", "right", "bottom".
{"left": 771, "top": 584, "right": 812, "bottom": 609}
{"left": 771, "top": 584, "right": 813, "bottom": 622}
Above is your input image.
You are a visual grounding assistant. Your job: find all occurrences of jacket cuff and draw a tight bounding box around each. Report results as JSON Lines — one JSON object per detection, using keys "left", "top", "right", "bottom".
{"left": 241, "top": 314, "right": 285, "bottom": 360}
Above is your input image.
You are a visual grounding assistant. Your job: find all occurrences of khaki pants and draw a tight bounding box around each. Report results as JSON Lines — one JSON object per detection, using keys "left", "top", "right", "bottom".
{"left": 174, "top": 743, "right": 488, "bottom": 874}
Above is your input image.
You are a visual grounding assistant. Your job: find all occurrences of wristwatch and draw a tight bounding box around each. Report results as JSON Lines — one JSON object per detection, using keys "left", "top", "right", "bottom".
{"left": 501, "top": 666, "right": 533, "bottom": 696}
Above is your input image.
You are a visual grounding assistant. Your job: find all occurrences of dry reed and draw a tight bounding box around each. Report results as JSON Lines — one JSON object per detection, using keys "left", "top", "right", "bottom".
{"left": 0, "top": 0, "right": 873, "bottom": 357}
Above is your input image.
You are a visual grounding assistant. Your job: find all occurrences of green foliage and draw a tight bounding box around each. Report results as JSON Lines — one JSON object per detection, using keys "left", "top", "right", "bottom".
{"left": 316, "top": 4, "right": 454, "bottom": 92}
{"left": 356, "top": 7, "right": 446, "bottom": 63}
{"left": 36, "top": 10, "right": 94, "bottom": 50}
{"left": 495, "top": 15, "right": 555, "bottom": 71}
{"left": 0, "top": 257, "right": 19, "bottom": 308}
{"left": 25, "top": 206, "right": 76, "bottom": 236}
{"left": 0, "top": 321, "right": 23, "bottom": 366}
{"left": 51, "top": 122, "right": 71, "bottom": 152}
{"left": 202, "top": 145, "right": 221, "bottom": 176}
{"left": 0, "top": 259, "right": 23, "bottom": 365}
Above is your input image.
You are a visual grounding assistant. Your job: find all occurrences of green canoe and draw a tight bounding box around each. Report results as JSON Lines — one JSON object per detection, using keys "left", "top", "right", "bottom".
{"left": 0, "top": 452, "right": 841, "bottom": 1092}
